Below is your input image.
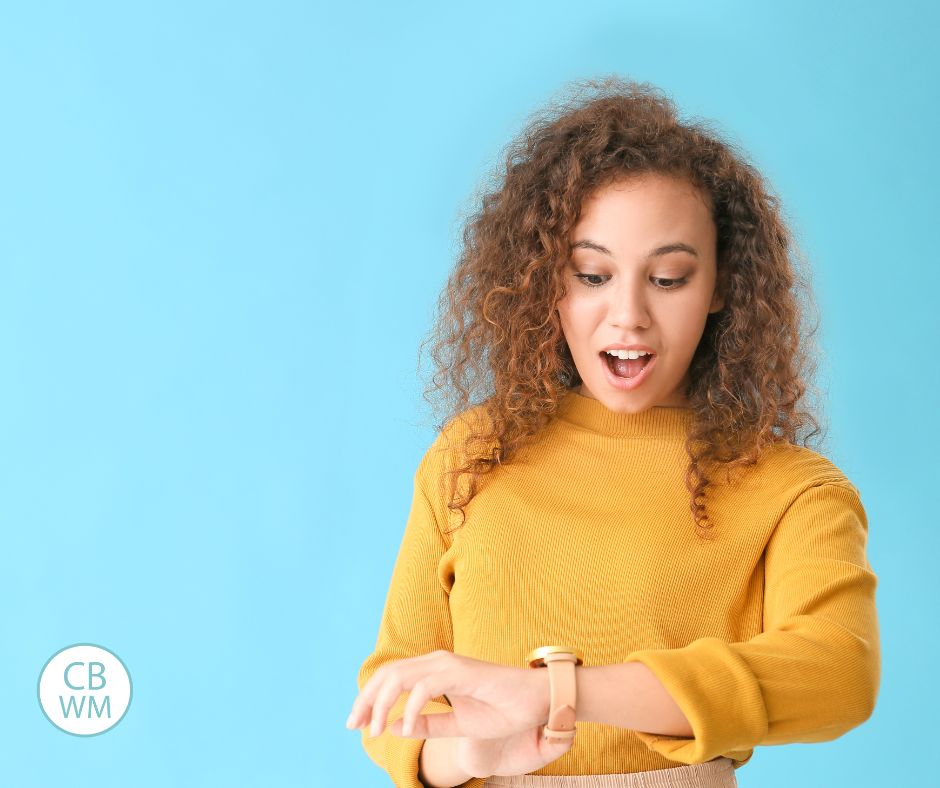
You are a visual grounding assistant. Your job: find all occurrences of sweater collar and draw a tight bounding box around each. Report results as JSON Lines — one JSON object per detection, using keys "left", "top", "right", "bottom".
{"left": 554, "top": 388, "right": 694, "bottom": 438}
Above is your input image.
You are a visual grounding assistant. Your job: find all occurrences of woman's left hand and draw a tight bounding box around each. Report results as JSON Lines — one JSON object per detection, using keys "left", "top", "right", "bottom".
{"left": 345, "top": 649, "right": 550, "bottom": 741}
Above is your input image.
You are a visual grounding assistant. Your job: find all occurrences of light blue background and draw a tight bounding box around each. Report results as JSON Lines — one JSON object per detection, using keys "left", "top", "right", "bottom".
{"left": 1, "top": 1, "right": 935, "bottom": 785}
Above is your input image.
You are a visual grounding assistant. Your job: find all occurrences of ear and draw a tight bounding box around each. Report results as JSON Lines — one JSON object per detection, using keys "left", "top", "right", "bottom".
{"left": 709, "top": 289, "right": 725, "bottom": 313}
{"left": 709, "top": 269, "right": 727, "bottom": 313}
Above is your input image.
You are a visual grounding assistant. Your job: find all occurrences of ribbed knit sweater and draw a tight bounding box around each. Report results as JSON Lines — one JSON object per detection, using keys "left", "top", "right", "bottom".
{"left": 354, "top": 389, "right": 881, "bottom": 788}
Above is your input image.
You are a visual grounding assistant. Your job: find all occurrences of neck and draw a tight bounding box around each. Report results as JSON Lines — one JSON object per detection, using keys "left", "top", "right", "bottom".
{"left": 555, "top": 388, "right": 694, "bottom": 439}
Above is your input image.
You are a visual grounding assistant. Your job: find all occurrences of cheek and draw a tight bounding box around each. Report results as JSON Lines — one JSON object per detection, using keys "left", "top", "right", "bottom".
{"left": 558, "top": 307, "right": 592, "bottom": 353}
{"left": 655, "top": 295, "right": 711, "bottom": 345}
{"left": 556, "top": 297, "right": 581, "bottom": 332}
{"left": 559, "top": 293, "right": 600, "bottom": 325}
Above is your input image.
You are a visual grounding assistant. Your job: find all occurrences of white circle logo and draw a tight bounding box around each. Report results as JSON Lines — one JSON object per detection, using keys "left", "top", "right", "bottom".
{"left": 38, "top": 643, "right": 132, "bottom": 736}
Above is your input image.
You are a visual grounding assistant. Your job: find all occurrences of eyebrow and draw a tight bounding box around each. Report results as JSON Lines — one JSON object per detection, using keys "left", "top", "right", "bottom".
{"left": 571, "top": 239, "right": 699, "bottom": 259}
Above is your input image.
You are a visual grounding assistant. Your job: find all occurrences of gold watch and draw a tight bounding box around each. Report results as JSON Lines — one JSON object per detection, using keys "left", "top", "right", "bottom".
{"left": 525, "top": 645, "right": 584, "bottom": 742}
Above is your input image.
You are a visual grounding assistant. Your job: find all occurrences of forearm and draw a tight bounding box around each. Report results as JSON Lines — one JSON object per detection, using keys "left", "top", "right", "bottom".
{"left": 416, "top": 661, "right": 692, "bottom": 787}
{"left": 575, "top": 662, "right": 693, "bottom": 736}
{"left": 418, "top": 736, "right": 474, "bottom": 788}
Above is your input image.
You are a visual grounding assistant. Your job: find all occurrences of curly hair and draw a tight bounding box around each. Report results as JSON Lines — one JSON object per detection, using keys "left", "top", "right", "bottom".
{"left": 416, "top": 75, "right": 827, "bottom": 541}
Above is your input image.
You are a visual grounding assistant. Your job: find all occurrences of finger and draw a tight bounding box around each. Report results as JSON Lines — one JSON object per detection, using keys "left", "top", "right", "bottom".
{"left": 363, "top": 653, "right": 452, "bottom": 736}
{"left": 416, "top": 708, "right": 461, "bottom": 738}
{"left": 349, "top": 663, "right": 389, "bottom": 729}
{"left": 399, "top": 674, "right": 440, "bottom": 736}
{"left": 352, "top": 660, "right": 410, "bottom": 730}
{"left": 398, "top": 674, "right": 443, "bottom": 736}
{"left": 350, "top": 651, "right": 444, "bottom": 729}
{"left": 390, "top": 707, "right": 461, "bottom": 739}
{"left": 369, "top": 675, "right": 406, "bottom": 738}
{"left": 398, "top": 671, "right": 460, "bottom": 738}
{"left": 369, "top": 663, "right": 447, "bottom": 737}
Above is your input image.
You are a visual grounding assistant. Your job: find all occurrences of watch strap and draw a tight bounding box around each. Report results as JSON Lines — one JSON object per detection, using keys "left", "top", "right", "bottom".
{"left": 541, "top": 651, "right": 578, "bottom": 742}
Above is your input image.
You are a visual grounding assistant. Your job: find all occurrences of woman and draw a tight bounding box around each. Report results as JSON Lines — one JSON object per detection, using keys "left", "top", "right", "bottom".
{"left": 345, "top": 76, "right": 880, "bottom": 788}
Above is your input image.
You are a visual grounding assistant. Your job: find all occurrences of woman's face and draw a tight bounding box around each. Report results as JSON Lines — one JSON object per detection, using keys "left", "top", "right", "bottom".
{"left": 556, "top": 172, "right": 724, "bottom": 412}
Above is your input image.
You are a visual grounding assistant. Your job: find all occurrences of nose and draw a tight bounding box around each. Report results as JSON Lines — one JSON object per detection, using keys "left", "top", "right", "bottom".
{"left": 607, "top": 276, "right": 651, "bottom": 330}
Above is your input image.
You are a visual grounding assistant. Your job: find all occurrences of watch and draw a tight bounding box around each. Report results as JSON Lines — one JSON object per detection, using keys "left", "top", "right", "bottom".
{"left": 525, "top": 645, "right": 584, "bottom": 742}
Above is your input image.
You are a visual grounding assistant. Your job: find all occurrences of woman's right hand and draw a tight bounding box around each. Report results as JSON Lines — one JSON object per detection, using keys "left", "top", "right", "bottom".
{"left": 454, "top": 725, "right": 574, "bottom": 779}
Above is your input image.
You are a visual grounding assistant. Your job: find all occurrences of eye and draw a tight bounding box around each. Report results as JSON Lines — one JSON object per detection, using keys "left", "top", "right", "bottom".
{"left": 573, "top": 273, "right": 608, "bottom": 287}
{"left": 573, "top": 273, "right": 688, "bottom": 290}
{"left": 651, "top": 277, "right": 688, "bottom": 290}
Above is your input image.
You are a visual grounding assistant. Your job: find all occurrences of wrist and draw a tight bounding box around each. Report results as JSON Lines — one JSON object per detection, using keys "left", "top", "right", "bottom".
{"left": 525, "top": 646, "right": 583, "bottom": 742}
{"left": 419, "top": 737, "right": 475, "bottom": 788}
{"left": 533, "top": 664, "right": 552, "bottom": 725}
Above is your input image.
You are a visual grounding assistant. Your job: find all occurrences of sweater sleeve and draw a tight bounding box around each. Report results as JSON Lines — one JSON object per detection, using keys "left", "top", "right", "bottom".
{"left": 353, "top": 448, "right": 481, "bottom": 788}
{"left": 624, "top": 480, "right": 881, "bottom": 765}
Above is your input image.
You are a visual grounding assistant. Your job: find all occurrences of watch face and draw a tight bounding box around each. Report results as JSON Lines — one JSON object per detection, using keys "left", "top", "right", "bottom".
{"left": 526, "top": 645, "right": 584, "bottom": 667}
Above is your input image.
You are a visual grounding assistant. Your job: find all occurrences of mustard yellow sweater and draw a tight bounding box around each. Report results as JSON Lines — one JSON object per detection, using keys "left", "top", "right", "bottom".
{"left": 354, "top": 390, "right": 880, "bottom": 787}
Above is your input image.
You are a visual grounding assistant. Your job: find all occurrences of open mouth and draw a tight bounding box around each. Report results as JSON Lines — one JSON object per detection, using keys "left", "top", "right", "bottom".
{"left": 601, "top": 351, "right": 654, "bottom": 379}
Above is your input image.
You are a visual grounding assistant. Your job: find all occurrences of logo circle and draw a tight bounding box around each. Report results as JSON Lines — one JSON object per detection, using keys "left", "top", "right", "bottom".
{"left": 38, "top": 643, "right": 132, "bottom": 736}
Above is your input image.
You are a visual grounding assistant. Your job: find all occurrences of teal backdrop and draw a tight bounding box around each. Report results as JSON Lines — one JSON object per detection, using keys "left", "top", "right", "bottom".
{"left": 0, "top": 1, "right": 935, "bottom": 785}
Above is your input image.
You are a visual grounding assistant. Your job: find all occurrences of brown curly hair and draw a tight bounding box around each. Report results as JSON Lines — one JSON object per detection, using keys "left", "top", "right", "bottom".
{"left": 416, "top": 75, "right": 827, "bottom": 541}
